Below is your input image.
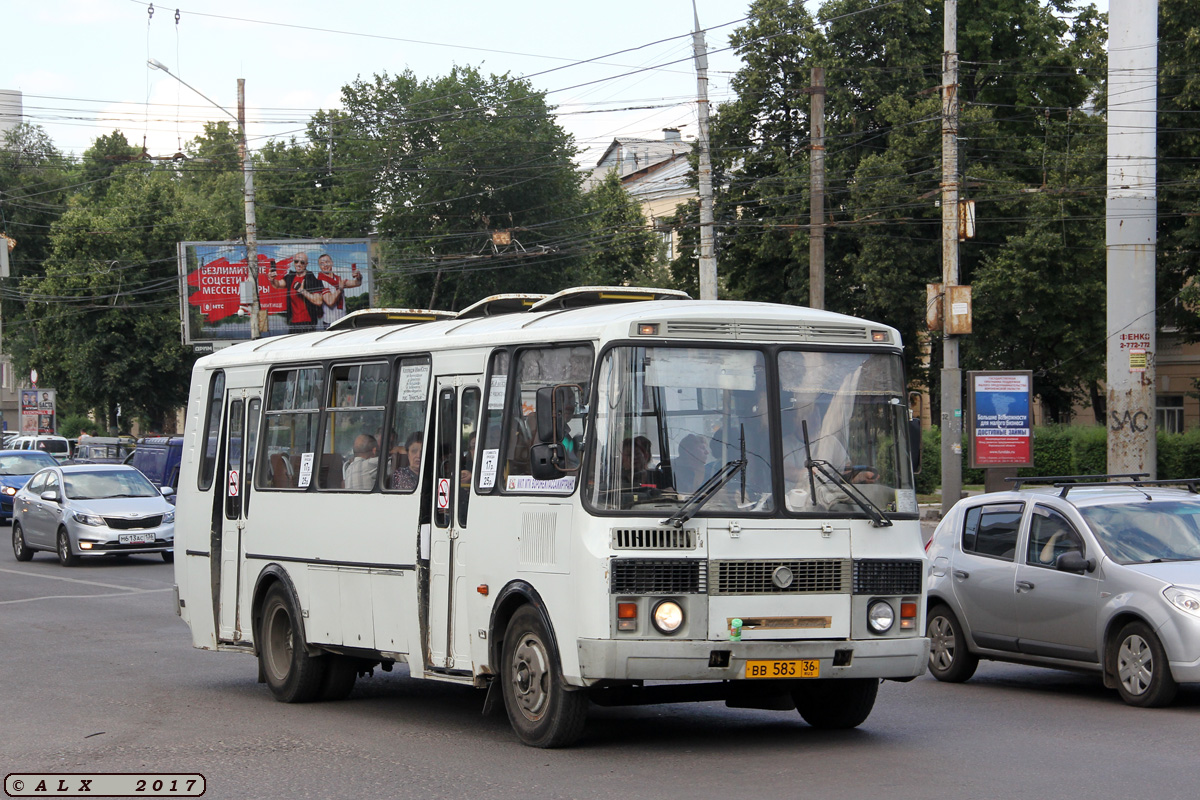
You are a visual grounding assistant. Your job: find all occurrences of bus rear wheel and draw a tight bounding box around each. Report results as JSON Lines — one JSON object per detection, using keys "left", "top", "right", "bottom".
{"left": 259, "top": 583, "right": 326, "bottom": 703}
{"left": 792, "top": 678, "right": 878, "bottom": 729}
{"left": 500, "top": 605, "right": 587, "bottom": 748}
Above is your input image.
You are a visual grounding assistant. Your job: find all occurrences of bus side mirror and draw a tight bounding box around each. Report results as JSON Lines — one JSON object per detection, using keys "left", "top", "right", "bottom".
{"left": 535, "top": 386, "right": 559, "bottom": 444}
{"left": 529, "top": 443, "right": 559, "bottom": 480}
{"left": 909, "top": 418, "right": 923, "bottom": 474}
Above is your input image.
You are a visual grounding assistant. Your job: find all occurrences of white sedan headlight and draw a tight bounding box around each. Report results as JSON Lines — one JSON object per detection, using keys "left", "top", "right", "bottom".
{"left": 1164, "top": 586, "right": 1200, "bottom": 618}
{"left": 163, "top": 510, "right": 175, "bottom": 524}
{"left": 72, "top": 512, "right": 106, "bottom": 527}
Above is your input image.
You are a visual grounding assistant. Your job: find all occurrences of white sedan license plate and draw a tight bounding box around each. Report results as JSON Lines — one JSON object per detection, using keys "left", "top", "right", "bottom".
{"left": 745, "top": 659, "right": 820, "bottom": 679}
{"left": 119, "top": 533, "right": 155, "bottom": 545}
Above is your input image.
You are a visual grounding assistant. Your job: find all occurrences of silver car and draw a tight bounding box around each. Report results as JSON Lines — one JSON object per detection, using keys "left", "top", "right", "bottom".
{"left": 925, "top": 477, "right": 1200, "bottom": 707}
{"left": 11, "top": 464, "right": 175, "bottom": 566}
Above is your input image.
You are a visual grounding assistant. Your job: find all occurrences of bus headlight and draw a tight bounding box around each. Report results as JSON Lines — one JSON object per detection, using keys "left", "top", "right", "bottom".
{"left": 867, "top": 600, "right": 895, "bottom": 634}
{"left": 652, "top": 600, "right": 684, "bottom": 634}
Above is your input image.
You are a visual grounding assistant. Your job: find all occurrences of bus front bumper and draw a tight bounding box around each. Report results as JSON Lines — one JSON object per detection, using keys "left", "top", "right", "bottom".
{"left": 576, "top": 636, "right": 930, "bottom": 683}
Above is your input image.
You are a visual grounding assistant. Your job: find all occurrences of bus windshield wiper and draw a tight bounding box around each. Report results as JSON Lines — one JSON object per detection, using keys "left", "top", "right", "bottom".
{"left": 802, "top": 421, "right": 892, "bottom": 528}
{"left": 663, "top": 426, "right": 747, "bottom": 529}
{"left": 661, "top": 457, "right": 747, "bottom": 529}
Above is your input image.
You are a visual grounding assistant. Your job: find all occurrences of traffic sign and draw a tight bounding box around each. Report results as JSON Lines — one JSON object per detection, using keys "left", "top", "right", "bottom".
{"left": 437, "top": 478, "right": 450, "bottom": 510}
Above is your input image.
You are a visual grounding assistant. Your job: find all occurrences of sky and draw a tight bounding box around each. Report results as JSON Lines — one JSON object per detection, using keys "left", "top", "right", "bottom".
{"left": 4, "top": 0, "right": 757, "bottom": 169}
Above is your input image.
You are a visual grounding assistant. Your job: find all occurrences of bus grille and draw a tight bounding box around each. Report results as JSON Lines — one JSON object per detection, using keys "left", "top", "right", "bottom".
{"left": 104, "top": 515, "right": 163, "bottom": 530}
{"left": 852, "top": 559, "right": 923, "bottom": 595}
{"left": 709, "top": 559, "right": 850, "bottom": 595}
{"left": 611, "top": 527, "right": 696, "bottom": 550}
{"left": 610, "top": 559, "right": 706, "bottom": 594}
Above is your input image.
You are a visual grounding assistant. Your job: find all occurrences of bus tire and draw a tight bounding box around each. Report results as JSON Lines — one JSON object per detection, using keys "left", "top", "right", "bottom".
{"left": 792, "top": 678, "right": 878, "bottom": 729}
{"left": 500, "top": 605, "right": 587, "bottom": 748}
{"left": 259, "top": 583, "right": 326, "bottom": 703}
{"left": 319, "top": 656, "right": 359, "bottom": 701}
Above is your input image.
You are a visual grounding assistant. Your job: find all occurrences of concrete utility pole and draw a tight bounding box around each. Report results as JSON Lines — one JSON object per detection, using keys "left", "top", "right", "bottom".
{"left": 692, "top": 2, "right": 717, "bottom": 300}
{"left": 1106, "top": 0, "right": 1158, "bottom": 476}
{"left": 940, "top": 0, "right": 963, "bottom": 516}
{"left": 238, "top": 80, "right": 261, "bottom": 339}
{"left": 809, "top": 67, "right": 826, "bottom": 310}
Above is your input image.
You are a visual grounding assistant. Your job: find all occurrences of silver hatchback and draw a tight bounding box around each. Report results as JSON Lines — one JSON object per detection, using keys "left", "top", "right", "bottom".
{"left": 10, "top": 464, "right": 175, "bottom": 566}
{"left": 926, "top": 477, "right": 1200, "bottom": 707}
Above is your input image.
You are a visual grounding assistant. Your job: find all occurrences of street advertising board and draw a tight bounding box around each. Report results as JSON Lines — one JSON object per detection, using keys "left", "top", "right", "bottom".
{"left": 968, "top": 370, "right": 1034, "bottom": 468}
{"left": 178, "top": 239, "right": 373, "bottom": 349}
{"left": 21, "top": 388, "right": 55, "bottom": 435}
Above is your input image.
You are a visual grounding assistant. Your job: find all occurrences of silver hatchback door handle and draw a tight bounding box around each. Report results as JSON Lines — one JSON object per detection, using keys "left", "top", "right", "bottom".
{"left": 1016, "top": 580, "right": 1035, "bottom": 592}
{"left": 953, "top": 569, "right": 969, "bottom": 579}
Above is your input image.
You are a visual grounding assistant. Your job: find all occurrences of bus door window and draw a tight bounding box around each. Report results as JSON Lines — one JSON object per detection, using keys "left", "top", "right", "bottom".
{"left": 244, "top": 398, "right": 260, "bottom": 515}
{"left": 458, "top": 387, "right": 480, "bottom": 527}
{"left": 199, "top": 371, "right": 225, "bottom": 491}
{"left": 225, "top": 399, "right": 244, "bottom": 520}
{"left": 259, "top": 367, "right": 323, "bottom": 490}
{"left": 385, "top": 355, "right": 432, "bottom": 495}
{"left": 475, "top": 351, "right": 509, "bottom": 493}
{"left": 502, "top": 345, "right": 593, "bottom": 493}
{"left": 322, "top": 362, "right": 389, "bottom": 491}
{"left": 434, "top": 388, "right": 456, "bottom": 529}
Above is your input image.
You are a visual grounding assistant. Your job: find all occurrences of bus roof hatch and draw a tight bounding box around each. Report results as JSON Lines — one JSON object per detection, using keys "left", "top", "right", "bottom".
{"left": 326, "top": 307, "right": 457, "bottom": 331}
{"left": 528, "top": 286, "right": 691, "bottom": 312}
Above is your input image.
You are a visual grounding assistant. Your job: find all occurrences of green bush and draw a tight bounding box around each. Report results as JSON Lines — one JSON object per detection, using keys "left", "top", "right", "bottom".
{"left": 1072, "top": 426, "right": 1108, "bottom": 476}
{"left": 57, "top": 414, "right": 94, "bottom": 439}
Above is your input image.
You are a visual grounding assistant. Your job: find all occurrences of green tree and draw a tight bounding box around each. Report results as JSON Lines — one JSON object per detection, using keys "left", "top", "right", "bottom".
{"left": 336, "top": 66, "right": 585, "bottom": 310}
{"left": 581, "top": 170, "right": 661, "bottom": 286}
{"left": 18, "top": 161, "right": 195, "bottom": 431}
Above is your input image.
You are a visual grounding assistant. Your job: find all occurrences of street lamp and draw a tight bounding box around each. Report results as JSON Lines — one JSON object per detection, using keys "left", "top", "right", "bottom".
{"left": 148, "top": 58, "right": 262, "bottom": 339}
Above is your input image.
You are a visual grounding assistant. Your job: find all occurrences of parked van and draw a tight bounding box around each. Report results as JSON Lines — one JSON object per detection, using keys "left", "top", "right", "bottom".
{"left": 10, "top": 435, "right": 72, "bottom": 463}
{"left": 125, "top": 436, "right": 183, "bottom": 503}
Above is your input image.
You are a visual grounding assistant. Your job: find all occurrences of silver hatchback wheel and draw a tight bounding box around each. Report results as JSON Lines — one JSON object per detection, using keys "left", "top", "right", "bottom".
{"left": 1117, "top": 634, "right": 1153, "bottom": 697}
{"left": 1112, "top": 621, "right": 1177, "bottom": 708}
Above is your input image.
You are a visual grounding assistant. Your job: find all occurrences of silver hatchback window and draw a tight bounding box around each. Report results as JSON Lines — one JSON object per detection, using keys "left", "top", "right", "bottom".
{"left": 1027, "top": 505, "right": 1083, "bottom": 566}
{"left": 1079, "top": 500, "right": 1200, "bottom": 564}
{"left": 962, "top": 502, "right": 1023, "bottom": 561}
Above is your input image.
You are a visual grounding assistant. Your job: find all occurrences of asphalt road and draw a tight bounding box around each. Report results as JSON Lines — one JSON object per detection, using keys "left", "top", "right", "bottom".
{"left": 3, "top": 551, "right": 1198, "bottom": 800}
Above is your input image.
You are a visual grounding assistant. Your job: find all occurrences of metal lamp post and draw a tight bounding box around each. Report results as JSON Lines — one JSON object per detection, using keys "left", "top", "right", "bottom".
{"left": 148, "top": 59, "right": 261, "bottom": 339}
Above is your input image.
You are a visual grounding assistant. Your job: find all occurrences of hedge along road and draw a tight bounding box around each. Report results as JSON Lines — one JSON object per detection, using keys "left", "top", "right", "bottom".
{"left": 3, "top": 554, "right": 1200, "bottom": 800}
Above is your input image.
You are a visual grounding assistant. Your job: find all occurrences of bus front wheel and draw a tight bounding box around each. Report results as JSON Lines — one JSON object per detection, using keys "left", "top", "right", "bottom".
{"left": 792, "top": 678, "right": 878, "bottom": 729}
{"left": 259, "top": 583, "right": 327, "bottom": 703}
{"left": 500, "top": 605, "right": 588, "bottom": 748}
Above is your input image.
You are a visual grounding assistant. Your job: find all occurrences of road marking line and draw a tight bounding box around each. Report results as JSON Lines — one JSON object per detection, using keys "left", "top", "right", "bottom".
{"left": 0, "top": 587, "right": 173, "bottom": 605}
{"left": 0, "top": 566, "right": 170, "bottom": 591}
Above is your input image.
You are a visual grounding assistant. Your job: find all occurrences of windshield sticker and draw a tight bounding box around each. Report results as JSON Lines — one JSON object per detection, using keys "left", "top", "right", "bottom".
{"left": 479, "top": 449, "right": 499, "bottom": 489}
{"left": 397, "top": 363, "right": 431, "bottom": 403}
{"left": 297, "top": 452, "right": 314, "bottom": 488}
{"left": 487, "top": 374, "right": 508, "bottom": 410}
{"left": 506, "top": 475, "right": 576, "bottom": 493}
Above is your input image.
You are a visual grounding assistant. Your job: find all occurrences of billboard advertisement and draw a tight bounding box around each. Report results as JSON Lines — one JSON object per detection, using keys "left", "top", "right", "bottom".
{"left": 968, "top": 370, "right": 1034, "bottom": 468}
{"left": 21, "top": 388, "right": 55, "bottom": 435}
{"left": 178, "top": 239, "right": 373, "bottom": 347}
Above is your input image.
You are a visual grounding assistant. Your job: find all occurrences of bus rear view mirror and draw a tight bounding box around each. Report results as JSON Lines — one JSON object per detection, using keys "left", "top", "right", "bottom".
{"left": 909, "top": 418, "right": 922, "bottom": 474}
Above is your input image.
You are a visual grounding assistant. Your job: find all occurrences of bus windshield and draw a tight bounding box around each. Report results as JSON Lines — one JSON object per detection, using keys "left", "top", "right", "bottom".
{"left": 586, "top": 345, "right": 916, "bottom": 517}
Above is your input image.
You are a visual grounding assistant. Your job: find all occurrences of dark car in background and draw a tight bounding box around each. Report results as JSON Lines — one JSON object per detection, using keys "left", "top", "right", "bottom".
{"left": 125, "top": 436, "right": 183, "bottom": 504}
{"left": 0, "top": 450, "right": 59, "bottom": 522}
{"left": 74, "top": 437, "right": 136, "bottom": 464}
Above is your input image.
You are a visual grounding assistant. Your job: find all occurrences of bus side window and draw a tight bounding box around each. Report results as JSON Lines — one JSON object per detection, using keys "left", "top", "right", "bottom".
{"left": 475, "top": 351, "right": 509, "bottom": 493}
{"left": 384, "top": 355, "right": 432, "bottom": 494}
{"left": 322, "top": 362, "right": 388, "bottom": 491}
{"left": 502, "top": 345, "right": 592, "bottom": 492}
{"left": 259, "top": 367, "right": 323, "bottom": 490}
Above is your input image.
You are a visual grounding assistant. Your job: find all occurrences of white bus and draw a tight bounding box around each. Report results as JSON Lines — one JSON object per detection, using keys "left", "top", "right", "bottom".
{"left": 174, "top": 287, "right": 929, "bottom": 747}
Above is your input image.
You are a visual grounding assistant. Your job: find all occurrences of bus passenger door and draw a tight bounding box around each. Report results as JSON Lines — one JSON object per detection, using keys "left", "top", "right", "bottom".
{"left": 427, "top": 376, "right": 481, "bottom": 672}
{"left": 218, "top": 392, "right": 260, "bottom": 643}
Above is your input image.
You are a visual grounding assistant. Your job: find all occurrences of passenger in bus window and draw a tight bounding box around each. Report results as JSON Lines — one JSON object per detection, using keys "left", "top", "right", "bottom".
{"left": 390, "top": 431, "right": 423, "bottom": 491}
{"left": 619, "top": 436, "right": 657, "bottom": 490}
{"left": 344, "top": 433, "right": 379, "bottom": 491}
{"left": 673, "top": 434, "right": 711, "bottom": 494}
